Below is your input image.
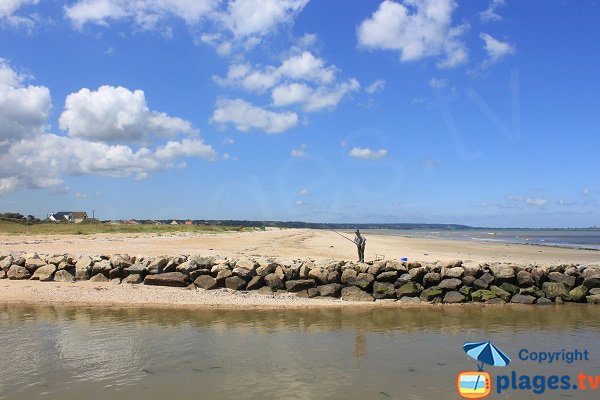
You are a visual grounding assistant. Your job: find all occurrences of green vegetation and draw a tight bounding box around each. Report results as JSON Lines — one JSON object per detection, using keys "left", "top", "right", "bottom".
{"left": 0, "top": 219, "right": 261, "bottom": 236}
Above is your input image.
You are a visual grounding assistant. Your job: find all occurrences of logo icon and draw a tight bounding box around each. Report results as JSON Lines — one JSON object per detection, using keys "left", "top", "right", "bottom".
{"left": 458, "top": 341, "right": 511, "bottom": 399}
{"left": 457, "top": 371, "right": 491, "bottom": 399}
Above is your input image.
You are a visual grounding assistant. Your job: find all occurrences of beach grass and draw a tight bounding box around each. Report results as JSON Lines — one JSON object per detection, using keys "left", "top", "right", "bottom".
{"left": 0, "top": 219, "right": 262, "bottom": 236}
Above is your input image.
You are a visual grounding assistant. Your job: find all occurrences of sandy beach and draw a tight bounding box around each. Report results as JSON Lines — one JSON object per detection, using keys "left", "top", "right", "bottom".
{"left": 0, "top": 228, "right": 598, "bottom": 264}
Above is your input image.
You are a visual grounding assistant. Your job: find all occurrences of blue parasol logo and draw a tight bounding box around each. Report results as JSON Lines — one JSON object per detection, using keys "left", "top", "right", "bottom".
{"left": 463, "top": 341, "right": 511, "bottom": 371}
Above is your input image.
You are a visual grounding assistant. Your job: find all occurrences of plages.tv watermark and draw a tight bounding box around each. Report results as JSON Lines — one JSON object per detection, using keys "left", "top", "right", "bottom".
{"left": 456, "top": 341, "right": 598, "bottom": 398}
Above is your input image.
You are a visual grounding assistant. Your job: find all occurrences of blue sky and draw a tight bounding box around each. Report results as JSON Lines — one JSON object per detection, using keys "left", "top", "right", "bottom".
{"left": 0, "top": 0, "right": 598, "bottom": 227}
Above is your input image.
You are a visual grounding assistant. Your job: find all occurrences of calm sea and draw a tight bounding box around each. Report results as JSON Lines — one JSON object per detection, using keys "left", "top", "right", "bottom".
{"left": 1, "top": 305, "right": 599, "bottom": 400}
{"left": 367, "top": 229, "right": 600, "bottom": 251}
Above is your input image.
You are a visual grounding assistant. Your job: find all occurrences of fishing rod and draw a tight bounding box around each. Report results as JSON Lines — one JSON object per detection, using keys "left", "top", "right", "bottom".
{"left": 330, "top": 229, "right": 356, "bottom": 243}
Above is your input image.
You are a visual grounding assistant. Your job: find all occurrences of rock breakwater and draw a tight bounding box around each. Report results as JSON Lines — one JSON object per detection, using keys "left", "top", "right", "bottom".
{"left": 2, "top": 251, "right": 599, "bottom": 304}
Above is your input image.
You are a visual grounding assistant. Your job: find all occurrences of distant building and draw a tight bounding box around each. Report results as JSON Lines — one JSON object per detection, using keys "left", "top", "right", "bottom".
{"left": 125, "top": 220, "right": 140, "bottom": 225}
{"left": 184, "top": 220, "right": 193, "bottom": 225}
{"left": 170, "top": 220, "right": 179, "bottom": 225}
{"left": 48, "top": 211, "right": 88, "bottom": 223}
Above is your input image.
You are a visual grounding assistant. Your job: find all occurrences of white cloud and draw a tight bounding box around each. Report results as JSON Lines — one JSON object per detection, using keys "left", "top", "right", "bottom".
{"left": 290, "top": 143, "right": 307, "bottom": 157}
{"left": 222, "top": 137, "right": 235, "bottom": 145}
{"left": 582, "top": 187, "right": 590, "bottom": 196}
{"left": 59, "top": 85, "right": 195, "bottom": 144}
{"left": 278, "top": 51, "right": 336, "bottom": 83}
{"left": 365, "top": 79, "right": 385, "bottom": 94}
{"left": 349, "top": 147, "right": 388, "bottom": 160}
{"left": 220, "top": 0, "right": 309, "bottom": 38}
{"left": 0, "top": 61, "right": 217, "bottom": 195}
{"left": 428, "top": 77, "right": 446, "bottom": 89}
{"left": 272, "top": 79, "right": 360, "bottom": 112}
{"left": 211, "top": 98, "right": 298, "bottom": 133}
{"left": 0, "top": 0, "right": 39, "bottom": 29}
{"left": 65, "top": 0, "right": 219, "bottom": 30}
{"left": 525, "top": 197, "right": 547, "bottom": 207}
{"left": 480, "top": 33, "right": 515, "bottom": 65}
{"left": 295, "top": 200, "right": 305, "bottom": 206}
{"left": 357, "top": 0, "right": 468, "bottom": 68}
{"left": 0, "top": 59, "right": 51, "bottom": 141}
{"left": 480, "top": 0, "right": 506, "bottom": 23}
{"left": 299, "top": 189, "right": 310, "bottom": 196}
{"left": 506, "top": 195, "right": 547, "bottom": 208}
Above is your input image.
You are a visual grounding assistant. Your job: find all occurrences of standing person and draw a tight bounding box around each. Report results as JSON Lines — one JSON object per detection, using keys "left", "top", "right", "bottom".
{"left": 354, "top": 229, "right": 366, "bottom": 263}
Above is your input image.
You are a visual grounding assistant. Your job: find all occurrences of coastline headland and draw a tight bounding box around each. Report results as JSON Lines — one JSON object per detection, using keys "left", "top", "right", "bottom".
{"left": 2, "top": 250, "right": 599, "bottom": 307}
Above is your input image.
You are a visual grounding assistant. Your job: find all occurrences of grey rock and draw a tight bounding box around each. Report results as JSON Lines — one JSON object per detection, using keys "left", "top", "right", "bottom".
{"left": 585, "top": 295, "right": 600, "bottom": 304}
{"left": 485, "top": 298, "right": 506, "bottom": 305}
{"left": 264, "top": 273, "right": 285, "bottom": 290}
{"left": 373, "top": 282, "right": 396, "bottom": 299}
{"left": 398, "top": 296, "right": 421, "bottom": 304}
{"left": 408, "top": 266, "right": 427, "bottom": 282}
{"left": 459, "top": 286, "right": 473, "bottom": 298}
{"left": 520, "top": 286, "right": 545, "bottom": 298}
{"left": 489, "top": 264, "right": 516, "bottom": 282}
{"left": 1, "top": 256, "right": 13, "bottom": 272}
{"left": 568, "top": 286, "right": 588, "bottom": 303}
{"left": 176, "top": 261, "right": 198, "bottom": 274}
{"left": 443, "top": 267, "right": 464, "bottom": 279}
{"left": 395, "top": 273, "right": 412, "bottom": 286}
{"left": 211, "top": 263, "right": 231, "bottom": 275}
{"left": 548, "top": 272, "right": 577, "bottom": 289}
{"left": 232, "top": 267, "right": 254, "bottom": 281}
{"left": 256, "top": 263, "right": 277, "bottom": 277}
{"left": 471, "top": 290, "right": 497, "bottom": 302}
{"left": 90, "top": 273, "right": 109, "bottom": 282}
{"left": 490, "top": 285, "right": 512, "bottom": 302}
{"left": 341, "top": 286, "right": 374, "bottom": 302}
{"left": 500, "top": 282, "right": 520, "bottom": 296}
{"left": 443, "top": 291, "right": 466, "bottom": 304}
{"left": 54, "top": 270, "right": 75, "bottom": 282}
{"left": 542, "top": 282, "right": 569, "bottom": 300}
{"left": 285, "top": 279, "right": 316, "bottom": 292}
{"left": 376, "top": 271, "right": 398, "bottom": 283}
{"left": 235, "top": 258, "right": 257, "bottom": 271}
{"left": 246, "top": 276, "right": 264, "bottom": 290}
{"left": 195, "top": 275, "right": 219, "bottom": 290}
{"left": 341, "top": 269, "right": 358, "bottom": 285}
{"left": 144, "top": 272, "right": 189, "bottom": 287}
{"left": 462, "top": 276, "right": 476, "bottom": 286}
{"left": 422, "top": 272, "right": 441, "bottom": 288}
{"left": 47, "top": 255, "right": 66, "bottom": 266}
{"left": 7, "top": 265, "right": 31, "bottom": 280}
{"left": 147, "top": 257, "right": 169, "bottom": 274}
{"left": 438, "top": 278, "right": 462, "bottom": 290}
{"left": 510, "top": 294, "right": 536, "bottom": 304}
{"left": 256, "top": 286, "right": 274, "bottom": 296}
{"left": 420, "top": 287, "right": 443, "bottom": 302}
{"left": 216, "top": 269, "right": 233, "bottom": 285}
{"left": 589, "top": 288, "right": 600, "bottom": 295}
{"left": 309, "top": 268, "right": 329, "bottom": 285}
{"left": 536, "top": 298, "right": 554, "bottom": 305}
{"left": 30, "top": 264, "right": 57, "bottom": 281}
{"left": 225, "top": 276, "right": 247, "bottom": 290}
{"left": 318, "top": 283, "right": 342, "bottom": 297}
{"left": 517, "top": 270, "right": 534, "bottom": 286}
{"left": 531, "top": 268, "right": 548, "bottom": 285}
{"left": 25, "top": 257, "right": 46, "bottom": 273}
{"left": 396, "top": 282, "right": 422, "bottom": 297}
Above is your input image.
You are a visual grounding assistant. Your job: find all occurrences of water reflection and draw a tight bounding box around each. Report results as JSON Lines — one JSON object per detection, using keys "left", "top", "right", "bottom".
{"left": 0, "top": 305, "right": 599, "bottom": 400}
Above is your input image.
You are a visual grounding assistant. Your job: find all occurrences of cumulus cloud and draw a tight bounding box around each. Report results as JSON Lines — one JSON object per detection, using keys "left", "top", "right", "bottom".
{"left": 349, "top": 147, "right": 388, "bottom": 160}
{"left": 272, "top": 79, "right": 360, "bottom": 112}
{"left": 59, "top": 85, "right": 195, "bottom": 144}
{"left": 357, "top": 0, "right": 468, "bottom": 68}
{"left": 299, "top": 189, "right": 310, "bottom": 196}
{"left": 480, "top": 33, "right": 515, "bottom": 65}
{"left": 211, "top": 98, "right": 298, "bottom": 133}
{"left": 480, "top": 0, "right": 506, "bottom": 23}
{"left": 365, "top": 79, "right": 385, "bottom": 94}
{"left": 0, "top": 0, "right": 39, "bottom": 29}
{"left": 507, "top": 195, "right": 547, "bottom": 208}
{"left": 65, "top": 0, "right": 309, "bottom": 54}
{"left": 0, "top": 61, "right": 217, "bottom": 194}
{"left": 0, "top": 59, "right": 51, "bottom": 141}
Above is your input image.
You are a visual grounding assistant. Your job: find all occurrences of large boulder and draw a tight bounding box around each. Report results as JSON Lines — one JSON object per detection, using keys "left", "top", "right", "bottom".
{"left": 225, "top": 276, "right": 247, "bottom": 290}
{"left": 189, "top": 255, "right": 215, "bottom": 269}
{"left": 420, "top": 287, "right": 443, "bottom": 302}
{"left": 30, "top": 264, "right": 57, "bottom": 281}
{"left": 194, "top": 275, "right": 219, "bottom": 290}
{"left": 54, "top": 269, "right": 75, "bottom": 282}
{"left": 542, "top": 282, "right": 569, "bottom": 300}
{"left": 341, "top": 286, "right": 374, "bottom": 302}
{"left": 285, "top": 279, "right": 316, "bottom": 293}
{"left": 376, "top": 271, "right": 398, "bottom": 283}
{"left": 500, "top": 282, "right": 520, "bottom": 296}
{"left": 473, "top": 272, "right": 495, "bottom": 289}
{"left": 341, "top": 269, "right": 358, "bottom": 285}
{"left": 318, "top": 283, "right": 342, "bottom": 298}
{"left": 520, "top": 286, "right": 545, "bottom": 298}
{"left": 1, "top": 256, "right": 13, "bottom": 272}
{"left": 396, "top": 282, "right": 422, "bottom": 298}
{"left": 386, "top": 260, "right": 408, "bottom": 274}
{"left": 443, "top": 291, "right": 466, "bottom": 304}
{"left": 122, "top": 274, "right": 143, "bottom": 284}
{"left": 510, "top": 294, "right": 536, "bottom": 304}
{"left": 7, "top": 265, "right": 31, "bottom": 280}
{"left": 147, "top": 256, "right": 169, "bottom": 274}
{"left": 308, "top": 268, "right": 329, "bottom": 285}
{"left": 568, "top": 286, "right": 588, "bottom": 303}
{"left": 582, "top": 268, "right": 600, "bottom": 289}
{"left": 422, "top": 272, "right": 441, "bottom": 288}
{"left": 235, "top": 258, "right": 257, "bottom": 271}
{"left": 517, "top": 270, "right": 534, "bottom": 286}
{"left": 246, "top": 276, "right": 264, "bottom": 290}
{"left": 110, "top": 255, "right": 132, "bottom": 269}
{"left": 75, "top": 256, "right": 93, "bottom": 280}
{"left": 395, "top": 273, "right": 412, "bottom": 287}
{"left": 489, "top": 264, "right": 516, "bottom": 283}
{"left": 24, "top": 257, "right": 46, "bottom": 273}
{"left": 408, "top": 266, "right": 427, "bottom": 282}
{"left": 92, "top": 260, "right": 111, "bottom": 276}
{"left": 438, "top": 278, "right": 462, "bottom": 291}
{"left": 548, "top": 272, "right": 577, "bottom": 289}
{"left": 256, "top": 263, "right": 277, "bottom": 277}
{"left": 264, "top": 273, "right": 285, "bottom": 290}
{"left": 373, "top": 282, "right": 396, "bottom": 299}
{"left": 232, "top": 267, "right": 254, "bottom": 281}
{"left": 443, "top": 267, "right": 464, "bottom": 279}
{"left": 90, "top": 273, "right": 109, "bottom": 282}
{"left": 490, "top": 285, "right": 512, "bottom": 302}
{"left": 471, "top": 290, "right": 497, "bottom": 302}
{"left": 144, "top": 272, "right": 189, "bottom": 287}
{"left": 586, "top": 295, "right": 600, "bottom": 304}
